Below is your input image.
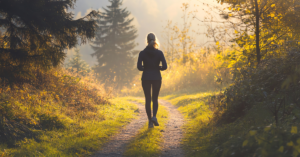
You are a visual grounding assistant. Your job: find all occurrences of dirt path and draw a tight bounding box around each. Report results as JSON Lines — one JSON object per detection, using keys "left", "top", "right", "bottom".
{"left": 92, "top": 102, "right": 147, "bottom": 157}
{"left": 159, "top": 99, "right": 185, "bottom": 157}
{"left": 92, "top": 99, "right": 185, "bottom": 157}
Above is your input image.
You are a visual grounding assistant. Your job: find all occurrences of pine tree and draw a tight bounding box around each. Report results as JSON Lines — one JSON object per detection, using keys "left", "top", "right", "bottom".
{"left": 91, "top": 0, "right": 138, "bottom": 87}
{"left": 66, "top": 48, "right": 91, "bottom": 76}
{"left": 0, "top": 0, "right": 98, "bottom": 85}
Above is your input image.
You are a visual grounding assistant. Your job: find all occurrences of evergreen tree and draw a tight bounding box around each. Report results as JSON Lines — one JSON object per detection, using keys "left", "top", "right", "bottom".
{"left": 0, "top": 0, "right": 98, "bottom": 85}
{"left": 66, "top": 48, "right": 91, "bottom": 76}
{"left": 91, "top": 0, "right": 138, "bottom": 87}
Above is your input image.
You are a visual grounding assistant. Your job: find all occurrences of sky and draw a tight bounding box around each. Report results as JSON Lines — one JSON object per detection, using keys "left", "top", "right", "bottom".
{"left": 65, "top": 0, "right": 222, "bottom": 66}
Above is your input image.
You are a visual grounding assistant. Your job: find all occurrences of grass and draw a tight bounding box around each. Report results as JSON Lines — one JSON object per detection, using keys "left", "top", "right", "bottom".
{"left": 0, "top": 97, "right": 138, "bottom": 156}
{"left": 162, "top": 92, "right": 215, "bottom": 156}
{"left": 162, "top": 90, "right": 300, "bottom": 157}
{"left": 123, "top": 97, "right": 169, "bottom": 157}
{"left": 0, "top": 68, "right": 140, "bottom": 156}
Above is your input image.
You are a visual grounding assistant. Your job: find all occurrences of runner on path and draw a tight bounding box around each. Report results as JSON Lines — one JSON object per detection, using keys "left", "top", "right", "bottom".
{"left": 137, "top": 33, "right": 168, "bottom": 128}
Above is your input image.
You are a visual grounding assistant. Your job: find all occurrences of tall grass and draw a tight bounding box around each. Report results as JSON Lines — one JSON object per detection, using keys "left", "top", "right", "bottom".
{"left": 0, "top": 67, "right": 138, "bottom": 156}
{"left": 122, "top": 48, "right": 232, "bottom": 96}
{"left": 160, "top": 50, "right": 300, "bottom": 157}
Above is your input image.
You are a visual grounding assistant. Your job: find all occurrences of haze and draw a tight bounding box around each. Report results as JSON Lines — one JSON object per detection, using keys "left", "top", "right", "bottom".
{"left": 65, "top": 0, "right": 221, "bottom": 66}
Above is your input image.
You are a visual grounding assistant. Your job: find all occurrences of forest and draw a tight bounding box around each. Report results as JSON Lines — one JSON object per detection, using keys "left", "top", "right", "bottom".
{"left": 1, "top": 0, "right": 300, "bottom": 156}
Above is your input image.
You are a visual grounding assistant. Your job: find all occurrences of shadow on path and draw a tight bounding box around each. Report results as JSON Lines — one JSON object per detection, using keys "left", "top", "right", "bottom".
{"left": 92, "top": 99, "right": 185, "bottom": 157}
{"left": 92, "top": 102, "right": 147, "bottom": 157}
{"left": 159, "top": 99, "right": 185, "bottom": 157}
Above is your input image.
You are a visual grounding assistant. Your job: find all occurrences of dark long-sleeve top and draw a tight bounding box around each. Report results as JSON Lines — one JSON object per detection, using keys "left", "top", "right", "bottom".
{"left": 137, "top": 46, "right": 167, "bottom": 80}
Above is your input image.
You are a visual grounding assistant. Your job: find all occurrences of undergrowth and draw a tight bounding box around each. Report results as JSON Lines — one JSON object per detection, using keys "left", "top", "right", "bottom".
{"left": 162, "top": 51, "right": 300, "bottom": 157}
{"left": 122, "top": 50, "right": 231, "bottom": 96}
{"left": 0, "top": 68, "right": 138, "bottom": 156}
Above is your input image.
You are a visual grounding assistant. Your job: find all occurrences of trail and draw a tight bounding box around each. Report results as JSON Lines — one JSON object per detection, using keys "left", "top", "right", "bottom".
{"left": 92, "top": 102, "right": 147, "bottom": 157}
{"left": 92, "top": 99, "right": 185, "bottom": 157}
{"left": 159, "top": 99, "right": 185, "bottom": 157}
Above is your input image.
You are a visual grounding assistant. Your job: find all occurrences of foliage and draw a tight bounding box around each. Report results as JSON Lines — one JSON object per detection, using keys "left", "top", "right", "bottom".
{"left": 123, "top": 48, "right": 232, "bottom": 96}
{"left": 217, "top": 50, "right": 300, "bottom": 125}
{"left": 162, "top": 3, "right": 195, "bottom": 64}
{"left": 1, "top": 97, "right": 138, "bottom": 156}
{"left": 91, "top": 0, "right": 138, "bottom": 88}
{"left": 0, "top": 0, "right": 98, "bottom": 85}
{"left": 65, "top": 48, "right": 91, "bottom": 76}
{"left": 0, "top": 68, "right": 140, "bottom": 156}
{"left": 163, "top": 89, "right": 300, "bottom": 157}
{"left": 216, "top": 0, "right": 300, "bottom": 64}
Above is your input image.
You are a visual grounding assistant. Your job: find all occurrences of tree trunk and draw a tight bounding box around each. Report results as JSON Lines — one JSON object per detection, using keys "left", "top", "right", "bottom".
{"left": 255, "top": 0, "right": 261, "bottom": 64}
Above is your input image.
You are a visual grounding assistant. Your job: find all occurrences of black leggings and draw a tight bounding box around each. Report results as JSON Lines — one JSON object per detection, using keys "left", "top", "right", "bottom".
{"left": 142, "top": 80, "right": 162, "bottom": 121}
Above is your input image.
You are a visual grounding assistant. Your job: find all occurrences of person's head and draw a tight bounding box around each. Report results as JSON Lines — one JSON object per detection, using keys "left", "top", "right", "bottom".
{"left": 146, "top": 33, "right": 160, "bottom": 49}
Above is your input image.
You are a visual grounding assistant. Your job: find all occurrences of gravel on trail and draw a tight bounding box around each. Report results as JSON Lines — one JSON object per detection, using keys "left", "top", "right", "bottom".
{"left": 92, "top": 99, "right": 185, "bottom": 157}
{"left": 159, "top": 99, "right": 185, "bottom": 157}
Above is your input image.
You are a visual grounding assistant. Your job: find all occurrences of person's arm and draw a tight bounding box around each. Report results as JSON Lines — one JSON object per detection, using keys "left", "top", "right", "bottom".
{"left": 137, "top": 52, "right": 144, "bottom": 71}
{"left": 160, "top": 51, "right": 167, "bottom": 71}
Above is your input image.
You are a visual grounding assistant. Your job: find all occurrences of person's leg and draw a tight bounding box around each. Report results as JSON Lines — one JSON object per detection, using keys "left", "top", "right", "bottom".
{"left": 142, "top": 80, "right": 152, "bottom": 121}
{"left": 151, "top": 80, "right": 162, "bottom": 118}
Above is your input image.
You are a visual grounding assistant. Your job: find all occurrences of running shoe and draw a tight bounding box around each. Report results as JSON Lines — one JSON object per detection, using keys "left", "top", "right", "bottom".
{"left": 151, "top": 117, "right": 159, "bottom": 126}
{"left": 148, "top": 121, "right": 154, "bottom": 128}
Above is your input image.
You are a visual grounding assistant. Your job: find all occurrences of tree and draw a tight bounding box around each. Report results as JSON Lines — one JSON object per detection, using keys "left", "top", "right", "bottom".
{"left": 0, "top": 0, "right": 98, "bottom": 85}
{"left": 216, "top": 0, "right": 300, "bottom": 65}
{"left": 65, "top": 48, "right": 91, "bottom": 76}
{"left": 91, "top": 0, "right": 138, "bottom": 87}
{"left": 162, "top": 3, "right": 195, "bottom": 65}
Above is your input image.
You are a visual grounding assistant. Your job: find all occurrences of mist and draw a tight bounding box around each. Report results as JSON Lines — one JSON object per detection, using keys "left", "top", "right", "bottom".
{"left": 65, "top": 0, "right": 222, "bottom": 66}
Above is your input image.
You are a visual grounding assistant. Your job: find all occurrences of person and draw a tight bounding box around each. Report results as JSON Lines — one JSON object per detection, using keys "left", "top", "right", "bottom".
{"left": 137, "top": 33, "right": 167, "bottom": 128}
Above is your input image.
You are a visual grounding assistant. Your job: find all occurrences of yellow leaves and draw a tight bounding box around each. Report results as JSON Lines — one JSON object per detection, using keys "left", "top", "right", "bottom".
{"left": 28, "top": 94, "right": 31, "bottom": 100}
{"left": 271, "top": 4, "right": 275, "bottom": 7}
{"left": 6, "top": 87, "right": 11, "bottom": 92}
{"left": 297, "top": 138, "right": 300, "bottom": 145}
{"left": 21, "top": 96, "right": 24, "bottom": 100}
{"left": 270, "top": 13, "right": 275, "bottom": 17}
{"left": 246, "top": 9, "right": 251, "bottom": 14}
{"left": 249, "top": 130, "right": 257, "bottom": 136}
{"left": 264, "top": 126, "right": 271, "bottom": 132}
{"left": 293, "top": 149, "right": 299, "bottom": 157}
{"left": 287, "top": 141, "right": 294, "bottom": 146}
{"left": 55, "top": 95, "right": 60, "bottom": 100}
{"left": 278, "top": 146, "right": 284, "bottom": 152}
{"left": 216, "top": 41, "right": 220, "bottom": 46}
{"left": 242, "top": 140, "right": 248, "bottom": 147}
{"left": 291, "top": 126, "right": 298, "bottom": 134}
{"left": 229, "top": 14, "right": 233, "bottom": 17}
{"left": 235, "top": 30, "right": 239, "bottom": 34}
{"left": 228, "top": 7, "right": 232, "bottom": 10}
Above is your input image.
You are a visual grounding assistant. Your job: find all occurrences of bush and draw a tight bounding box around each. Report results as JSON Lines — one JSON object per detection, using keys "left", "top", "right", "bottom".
{"left": 219, "top": 51, "right": 300, "bottom": 124}
{"left": 0, "top": 67, "right": 110, "bottom": 146}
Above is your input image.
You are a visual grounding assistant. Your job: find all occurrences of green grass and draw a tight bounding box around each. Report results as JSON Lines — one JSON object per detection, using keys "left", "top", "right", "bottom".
{"left": 1, "top": 98, "right": 138, "bottom": 157}
{"left": 163, "top": 91, "right": 300, "bottom": 157}
{"left": 162, "top": 92, "right": 215, "bottom": 156}
{"left": 123, "top": 98, "right": 169, "bottom": 157}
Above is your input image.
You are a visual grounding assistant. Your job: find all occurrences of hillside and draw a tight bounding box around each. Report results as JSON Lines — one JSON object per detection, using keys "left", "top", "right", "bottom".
{"left": 0, "top": 68, "right": 138, "bottom": 156}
